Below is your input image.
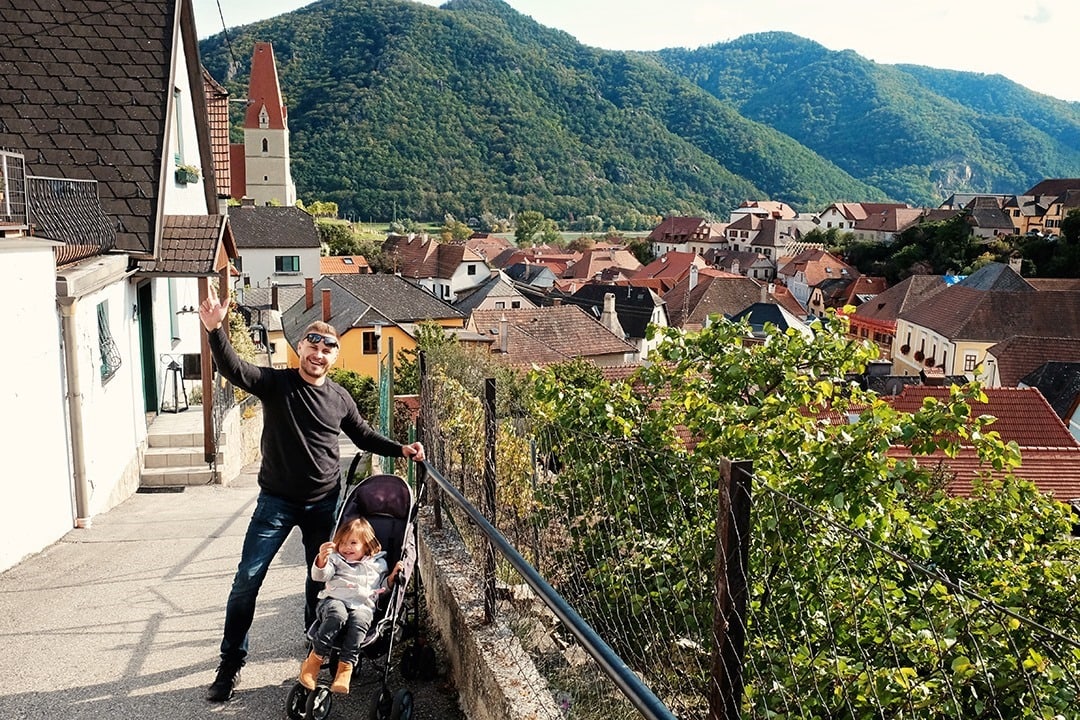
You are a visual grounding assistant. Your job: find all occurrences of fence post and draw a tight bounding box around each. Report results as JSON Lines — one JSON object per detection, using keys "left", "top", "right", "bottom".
{"left": 709, "top": 459, "right": 752, "bottom": 720}
{"left": 418, "top": 351, "right": 442, "bottom": 529}
{"left": 482, "top": 377, "right": 497, "bottom": 624}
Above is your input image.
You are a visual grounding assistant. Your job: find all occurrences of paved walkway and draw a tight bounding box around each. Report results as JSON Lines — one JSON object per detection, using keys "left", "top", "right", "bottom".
{"left": 0, "top": 453, "right": 461, "bottom": 719}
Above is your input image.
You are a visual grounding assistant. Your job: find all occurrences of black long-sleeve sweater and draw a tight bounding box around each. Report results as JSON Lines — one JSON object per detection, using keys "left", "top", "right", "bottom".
{"left": 208, "top": 327, "right": 403, "bottom": 503}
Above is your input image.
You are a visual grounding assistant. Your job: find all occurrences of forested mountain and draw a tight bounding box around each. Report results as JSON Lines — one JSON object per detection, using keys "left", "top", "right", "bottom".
{"left": 198, "top": 0, "right": 1080, "bottom": 222}
{"left": 656, "top": 32, "right": 1080, "bottom": 207}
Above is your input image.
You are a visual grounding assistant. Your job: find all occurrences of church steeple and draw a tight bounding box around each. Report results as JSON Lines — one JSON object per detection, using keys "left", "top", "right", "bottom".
{"left": 232, "top": 42, "right": 296, "bottom": 206}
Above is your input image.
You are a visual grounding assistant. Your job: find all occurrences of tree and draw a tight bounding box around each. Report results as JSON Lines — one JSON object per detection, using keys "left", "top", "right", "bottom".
{"left": 528, "top": 314, "right": 1079, "bottom": 717}
{"left": 439, "top": 213, "right": 472, "bottom": 243}
{"left": 327, "top": 368, "right": 377, "bottom": 420}
{"left": 514, "top": 210, "right": 546, "bottom": 247}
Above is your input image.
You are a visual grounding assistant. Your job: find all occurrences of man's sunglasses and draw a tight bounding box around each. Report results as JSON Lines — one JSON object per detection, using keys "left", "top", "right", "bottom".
{"left": 304, "top": 332, "right": 339, "bottom": 349}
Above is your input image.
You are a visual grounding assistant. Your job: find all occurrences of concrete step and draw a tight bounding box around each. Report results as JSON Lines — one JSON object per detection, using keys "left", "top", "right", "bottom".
{"left": 147, "top": 430, "right": 228, "bottom": 449}
{"left": 140, "top": 465, "right": 216, "bottom": 487}
{"left": 143, "top": 446, "right": 223, "bottom": 468}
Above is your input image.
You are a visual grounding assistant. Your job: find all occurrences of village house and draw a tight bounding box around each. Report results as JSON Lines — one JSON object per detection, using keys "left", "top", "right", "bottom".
{"left": 663, "top": 266, "right": 763, "bottom": 331}
{"left": 469, "top": 305, "right": 639, "bottom": 368}
{"left": 282, "top": 275, "right": 465, "bottom": 380}
{"left": 229, "top": 200, "right": 322, "bottom": 289}
{"left": 893, "top": 263, "right": 1080, "bottom": 379}
{"left": 0, "top": 0, "right": 237, "bottom": 571}
{"left": 848, "top": 275, "right": 951, "bottom": 361}
{"left": 382, "top": 233, "right": 493, "bottom": 302}
{"left": 647, "top": 215, "right": 726, "bottom": 256}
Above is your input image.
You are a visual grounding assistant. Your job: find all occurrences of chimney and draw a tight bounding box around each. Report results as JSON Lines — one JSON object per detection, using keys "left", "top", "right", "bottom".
{"left": 688, "top": 264, "right": 699, "bottom": 291}
{"left": 760, "top": 281, "right": 768, "bottom": 303}
{"left": 240, "top": 196, "right": 255, "bottom": 207}
{"left": 499, "top": 315, "right": 509, "bottom": 354}
{"left": 305, "top": 277, "right": 314, "bottom": 310}
{"left": 321, "top": 288, "right": 331, "bottom": 322}
{"left": 600, "top": 292, "right": 625, "bottom": 338}
{"left": 271, "top": 284, "right": 279, "bottom": 311}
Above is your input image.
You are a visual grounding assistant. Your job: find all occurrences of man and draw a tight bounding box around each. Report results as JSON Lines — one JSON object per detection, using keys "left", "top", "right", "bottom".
{"left": 199, "top": 293, "right": 424, "bottom": 702}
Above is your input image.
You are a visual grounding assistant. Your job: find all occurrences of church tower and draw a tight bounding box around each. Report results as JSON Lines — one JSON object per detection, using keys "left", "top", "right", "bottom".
{"left": 233, "top": 42, "right": 296, "bottom": 206}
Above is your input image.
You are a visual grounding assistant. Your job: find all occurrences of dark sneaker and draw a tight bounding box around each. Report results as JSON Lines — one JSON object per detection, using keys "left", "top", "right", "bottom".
{"left": 206, "top": 661, "right": 242, "bottom": 702}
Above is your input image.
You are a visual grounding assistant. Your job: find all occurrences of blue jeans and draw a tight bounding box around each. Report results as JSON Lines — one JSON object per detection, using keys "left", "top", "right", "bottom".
{"left": 219, "top": 491, "right": 338, "bottom": 663}
{"left": 311, "top": 598, "right": 374, "bottom": 666}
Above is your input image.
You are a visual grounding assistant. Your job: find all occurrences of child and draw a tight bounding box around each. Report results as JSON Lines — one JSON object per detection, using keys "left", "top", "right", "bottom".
{"left": 299, "top": 517, "right": 399, "bottom": 694}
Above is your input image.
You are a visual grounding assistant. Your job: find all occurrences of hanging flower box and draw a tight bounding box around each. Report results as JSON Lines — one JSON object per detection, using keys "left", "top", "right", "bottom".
{"left": 175, "top": 164, "right": 200, "bottom": 185}
{"left": 900, "top": 344, "right": 911, "bottom": 355}
{"left": 914, "top": 350, "right": 924, "bottom": 362}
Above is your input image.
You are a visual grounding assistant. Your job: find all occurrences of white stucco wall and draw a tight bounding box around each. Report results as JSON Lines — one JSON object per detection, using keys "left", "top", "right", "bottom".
{"left": 238, "top": 247, "right": 320, "bottom": 289}
{"left": 0, "top": 241, "right": 73, "bottom": 572}
{"left": 74, "top": 281, "right": 147, "bottom": 517}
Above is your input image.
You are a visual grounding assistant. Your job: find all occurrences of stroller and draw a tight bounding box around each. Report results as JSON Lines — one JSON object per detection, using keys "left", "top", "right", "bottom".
{"left": 285, "top": 456, "right": 431, "bottom": 720}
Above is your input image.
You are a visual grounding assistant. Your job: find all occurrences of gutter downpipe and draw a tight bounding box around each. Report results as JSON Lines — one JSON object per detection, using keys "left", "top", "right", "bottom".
{"left": 59, "top": 297, "right": 92, "bottom": 529}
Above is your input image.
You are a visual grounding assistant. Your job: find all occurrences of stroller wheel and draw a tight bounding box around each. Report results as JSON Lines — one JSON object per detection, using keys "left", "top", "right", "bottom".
{"left": 390, "top": 688, "right": 414, "bottom": 720}
{"left": 304, "top": 685, "right": 333, "bottom": 720}
{"left": 368, "top": 687, "right": 392, "bottom": 720}
{"left": 285, "top": 683, "right": 309, "bottom": 720}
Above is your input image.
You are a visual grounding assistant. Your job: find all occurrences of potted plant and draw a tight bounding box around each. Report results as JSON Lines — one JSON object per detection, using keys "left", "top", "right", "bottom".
{"left": 175, "top": 163, "right": 200, "bottom": 185}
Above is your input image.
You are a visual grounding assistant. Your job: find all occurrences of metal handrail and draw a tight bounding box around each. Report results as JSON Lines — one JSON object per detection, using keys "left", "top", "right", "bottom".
{"left": 419, "top": 460, "right": 677, "bottom": 720}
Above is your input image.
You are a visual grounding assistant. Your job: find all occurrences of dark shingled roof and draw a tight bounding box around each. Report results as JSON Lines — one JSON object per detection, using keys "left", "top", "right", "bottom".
{"left": 281, "top": 274, "right": 463, "bottom": 344}
{"left": 138, "top": 214, "right": 235, "bottom": 275}
{"left": 228, "top": 204, "right": 321, "bottom": 249}
{"left": 564, "top": 283, "right": 665, "bottom": 339}
{"left": 664, "top": 273, "right": 762, "bottom": 330}
{"left": 0, "top": 0, "right": 211, "bottom": 255}
{"left": 1020, "top": 362, "right": 1080, "bottom": 421}
{"left": 852, "top": 275, "right": 949, "bottom": 323}
{"left": 900, "top": 286, "right": 1080, "bottom": 341}
{"left": 956, "top": 263, "right": 1034, "bottom": 292}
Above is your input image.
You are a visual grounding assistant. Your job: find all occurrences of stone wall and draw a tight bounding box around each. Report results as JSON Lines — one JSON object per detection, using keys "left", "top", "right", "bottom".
{"left": 416, "top": 506, "right": 562, "bottom": 720}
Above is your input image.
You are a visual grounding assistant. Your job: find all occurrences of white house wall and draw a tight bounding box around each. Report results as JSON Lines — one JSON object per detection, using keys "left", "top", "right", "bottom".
{"left": 0, "top": 241, "right": 74, "bottom": 572}
{"left": 449, "top": 262, "right": 489, "bottom": 299}
{"left": 76, "top": 280, "right": 146, "bottom": 518}
{"left": 239, "top": 247, "right": 321, "bottom": 289}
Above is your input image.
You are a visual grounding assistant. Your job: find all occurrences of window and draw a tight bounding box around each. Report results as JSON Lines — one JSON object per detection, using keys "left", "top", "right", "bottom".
{"left": 275, "top": 255, "right": 300, "bottom": 273}
{"left": 261, "top": 138, "right": 269, "bottom": 153}
{"left": 467, "top": 264, "right": 477, "bottom": 275}
{"left": 342, "top": 257, "right": 354, "bottom": 265}
{"left": 495, "top": 301, "right": 505, "bottom": 309}
{"left": 97, "top": 301, "right": 121, "bottom": 382}
{"left": 964, "top": 353, "right": 977, "bottom": 372}
{"left": 511, "top": 301, "right": 521, "bottom": 309}
{"left": 362, "top": 331, "right": 378, "bottom": 355}
{"left": 172, "top": 88, "right": 184, "bottom": 165}
{"left": 233, "top": 256, "right": 243, "bottom": 272}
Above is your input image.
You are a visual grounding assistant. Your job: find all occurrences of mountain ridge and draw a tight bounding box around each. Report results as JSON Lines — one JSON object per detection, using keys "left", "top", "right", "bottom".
{"left": 198, "top": 0, "right": 1080, "bottom": 222}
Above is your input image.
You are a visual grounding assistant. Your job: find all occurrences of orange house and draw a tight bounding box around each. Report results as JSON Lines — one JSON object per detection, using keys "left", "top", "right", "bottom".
{"left": 283, "top": 275, "right": 465, "bottom": 380}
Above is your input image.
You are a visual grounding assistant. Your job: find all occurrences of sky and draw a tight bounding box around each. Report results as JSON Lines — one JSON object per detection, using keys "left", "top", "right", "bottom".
{"left": 192, "top": 0, "right": 1080, "bottom": 102}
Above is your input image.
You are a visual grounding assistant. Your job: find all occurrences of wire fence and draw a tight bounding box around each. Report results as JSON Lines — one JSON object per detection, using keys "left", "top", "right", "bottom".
{"left": 417, "top": 360, "right": 1080, "bottom": 719}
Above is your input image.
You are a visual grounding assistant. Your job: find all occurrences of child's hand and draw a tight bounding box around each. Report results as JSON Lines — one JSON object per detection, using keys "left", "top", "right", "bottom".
{"left": 387, "top": 561, "right": 403, "bottom": 586}
{"left": 318, "top": 542, "right": 335, "bottom": 564}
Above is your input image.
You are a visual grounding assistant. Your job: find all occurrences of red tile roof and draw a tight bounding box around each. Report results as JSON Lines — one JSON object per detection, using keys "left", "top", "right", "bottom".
{"left": 883, "top": 386, "right": 1078, "bottom": 448}
{"left": 777, "top": 248, "right": 859, "bottom": 287}
{"left": 987, "top": 335, "right": 1080, "bottom": 386}
{"left": 887, "top": 446, "right": 1080, "bottom": 500}
{"left": 561, "top": 246, "right": 642, "bottom": 280}
{"left": 320, "top": 255, "right": 369, "bottom": 274}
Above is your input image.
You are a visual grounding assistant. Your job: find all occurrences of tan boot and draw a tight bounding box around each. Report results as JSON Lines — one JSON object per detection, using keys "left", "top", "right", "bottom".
{"left": 330, "top": 662, "right": 353, "bottom": 694}
{"left": 299, "top": 650, "right": 323, "bottom": 690}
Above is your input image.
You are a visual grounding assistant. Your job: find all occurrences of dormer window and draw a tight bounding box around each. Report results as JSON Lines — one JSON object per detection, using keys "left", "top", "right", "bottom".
{"left": 259, "top": 107, "right": 270, "bottom": 129}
